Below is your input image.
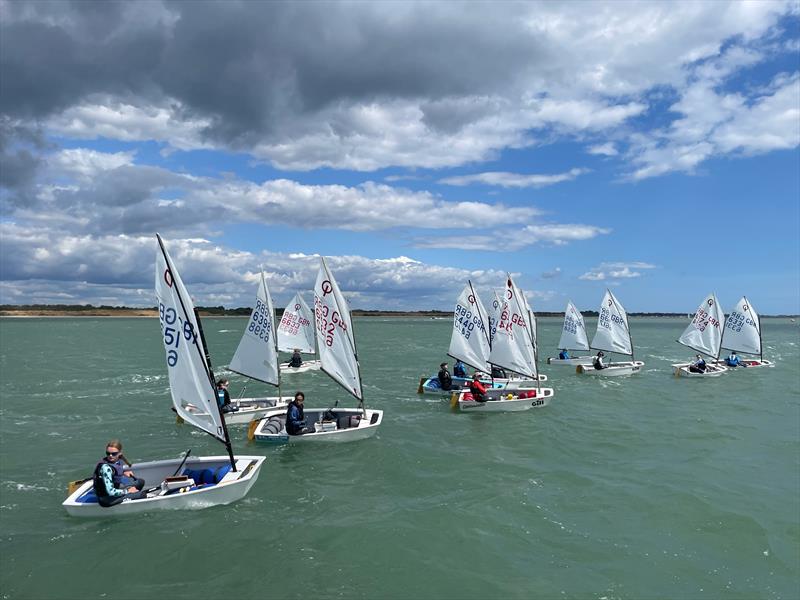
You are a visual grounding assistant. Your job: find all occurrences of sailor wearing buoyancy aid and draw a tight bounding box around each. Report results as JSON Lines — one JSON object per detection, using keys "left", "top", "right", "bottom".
{"left": 285, "top": 392, "right": 309, "bottom": 435}
{"left": 725, "top": 352, "right": 742, "bottom": 367}
{"left": 92, "top": 440, "right": 146, "bottom": 507}
{"left": 216, "top": 379, "right": 238, "bottom": 413}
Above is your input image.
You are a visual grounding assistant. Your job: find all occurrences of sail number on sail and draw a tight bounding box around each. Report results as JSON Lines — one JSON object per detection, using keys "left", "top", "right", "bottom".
{"left": 247, "top": 298, "right": 274, "bottom": 343}
{"left": 498, "top": 307, "right": 527, "bottom": 337}
{"left": 314, "top": 298, "right": 347, "bottom": 347}
{"left": 454, "top": 302, "right": 484, "bottom": 339}
{"left": 598, "top": 306, "right": 625, "bottom": 330}
{"left": 691, "top": 304, "right": 721, "bottom": 333}
{"left": 158, "top": 303, "right": 198, "bottom": 367}
{"left": 563, "top": 315, "right": 579, "bottom": 335}
{"left": 278, "top": 307, "right": 310, "bottom": 336}
{"left": 725, "top": 309, "right": 754, "bottom": 333}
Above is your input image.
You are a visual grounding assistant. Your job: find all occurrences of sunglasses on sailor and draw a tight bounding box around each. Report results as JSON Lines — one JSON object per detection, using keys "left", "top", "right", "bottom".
{"left": 105, "top": 450, "right": 120, "bottom": 457}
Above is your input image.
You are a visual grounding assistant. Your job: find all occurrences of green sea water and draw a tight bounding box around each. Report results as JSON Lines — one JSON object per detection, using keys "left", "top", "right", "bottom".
{"left": 0, "top": 316, "right": 798, "bottom": 600}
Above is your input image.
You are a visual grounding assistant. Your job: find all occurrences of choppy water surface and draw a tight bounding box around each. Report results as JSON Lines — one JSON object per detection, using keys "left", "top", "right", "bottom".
{"left": 1, "top": 317, "right": 798, "bottom": 599}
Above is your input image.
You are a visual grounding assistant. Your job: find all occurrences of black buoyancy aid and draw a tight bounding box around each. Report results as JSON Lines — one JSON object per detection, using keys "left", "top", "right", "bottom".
{"left": 92, "top": 459, "right": 126, "bottom": 503}
{"left": 438, "top": 369, "right": 452, "bottom": 390}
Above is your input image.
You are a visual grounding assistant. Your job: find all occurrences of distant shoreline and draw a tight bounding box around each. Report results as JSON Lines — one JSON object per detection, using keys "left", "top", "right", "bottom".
{"left": 1, "top": 305, "right": 796, "bottom": 318}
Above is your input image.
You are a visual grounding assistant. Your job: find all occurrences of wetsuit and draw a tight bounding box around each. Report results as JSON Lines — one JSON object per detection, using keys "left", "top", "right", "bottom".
{"left": 438, "top": 368, "right": 452, "bottom": 391}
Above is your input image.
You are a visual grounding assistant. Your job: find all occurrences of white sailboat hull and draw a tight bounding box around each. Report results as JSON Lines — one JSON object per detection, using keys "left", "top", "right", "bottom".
{"left": 546, "top": 356, "right": 595, "bottom": 366}
{"left": 671, "top": 363, "right": 727, "bottom": 377}
{"left": 418, "top": 374, "right": 546, "bottom": 395}
{"left": 453, "top": 387, "right": 554, "bottom": 412}
{"left": 576, "top": 361, "right": 645, "bottom": 376}
{"left": 279, "top": 359, "right": 322, "bottom": 373}
{"left": 63, "top": 456, "right": 266, "bottom": 517}
{"left": 252, "top": 407, "right": 382, "bottom": 443}
{"left": 710, "top": 359, "right": 774, "bottom": 369}
{"left": 223, "top": 395, "right": 292, "bottom": 425}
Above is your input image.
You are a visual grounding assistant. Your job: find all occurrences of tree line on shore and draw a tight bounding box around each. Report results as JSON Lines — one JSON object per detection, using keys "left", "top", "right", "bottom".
{"left": 2, "top": 304, "right": 796, "bottom": 318}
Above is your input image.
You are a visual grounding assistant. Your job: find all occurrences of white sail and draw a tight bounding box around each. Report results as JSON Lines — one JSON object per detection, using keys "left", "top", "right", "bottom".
{"left": 487, "top": 276, "right": 537, "bottom": 378}
{"left": 277, "top": 293, "right": 316, "bottom": 354}
{"left": 521, "top": 291, "right": 538, "bottom": 355}
{"left": 721, "top": 296, "right": 761, "bottom": 355}
{"left": 677, "top": 292, "right": 725, "bottom": 358}
{"left": 155, "top": 235, "right": 226, "bottom": 442}
{"left": 229, "top": 271, "right": 280, "bottom": 386}
{"left": 590, "top": 290, "right": 632, "bottom": 356}
{"left": 314, "top": 257, "right": 362, "bottom": 399}
{"left": 486, "top": 290, "right": 503, "bottom": 346}
{"left": 558, "top": 300, "right": 590, "bottom": 351}
{"left": 448, "top": 282, "right": 492, "bottom": 372}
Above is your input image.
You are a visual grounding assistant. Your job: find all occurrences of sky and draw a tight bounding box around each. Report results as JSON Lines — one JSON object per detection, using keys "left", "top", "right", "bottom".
{"left": 1, "top": 0, "right": 799, "bottom": 314}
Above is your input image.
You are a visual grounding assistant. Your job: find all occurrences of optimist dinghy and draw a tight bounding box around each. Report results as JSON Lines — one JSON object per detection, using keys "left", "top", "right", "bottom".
{"left": 547, "top": 300, "right": 594, "bottom": 366}
{"left": 711, "top": 297, "right": 774, "bottom": 369}
{"left": 576, "top": 290, "right": 644, "bottom": 376}
{"left": 419, "top": 282, "right": 545, "bottom": 396}
{"left": 452, "top": 275, "right": 554, "bottom": 412}
{"left": 277, "top": 293, "right": 321, "bottom": 373}
{"left": 249, "top": 257, "right": 382, "bottom": 443}
{"left": 671, "top": 292, "right": 727, "bottom": 377}
{"left": 63, "top": 235, "right": 265, "bottom": 516}
{"left": 222, "top": 271, "right": 292, "bottom": 424}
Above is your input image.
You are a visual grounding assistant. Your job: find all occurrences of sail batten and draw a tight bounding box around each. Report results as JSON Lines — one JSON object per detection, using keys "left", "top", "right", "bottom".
{"left": 590, "top": 290, "right": 633, "bottom": 356}
{"left": 277, "top": 293, "right": 316, "bottom": 354}
{"left": 229, "top": 271, "right": 280, "bottom": 387}
{"left": 448, "top": 281, "right": 492, "bottom": 372}
{"left": 677, "top": 292, "right": 724, "bottom": 359}
{"left": 314, "top": 257, "right": 362, "bottom": 401}
{"left": 155, "top": 235, "right": 227, "bottom": 443}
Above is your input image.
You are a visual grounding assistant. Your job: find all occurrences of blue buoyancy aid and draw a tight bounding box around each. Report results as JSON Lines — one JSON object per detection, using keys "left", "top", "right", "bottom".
{"left": 216, "top": 388, "right": 227, "bottom": 408}
{"left": 285, "top": 401, "right": 306, "bottom": 435}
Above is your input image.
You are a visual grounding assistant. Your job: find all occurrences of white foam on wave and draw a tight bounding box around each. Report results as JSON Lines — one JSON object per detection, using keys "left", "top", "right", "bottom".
{"left": 7, "top": 481, "right": 51, "bottom": 492}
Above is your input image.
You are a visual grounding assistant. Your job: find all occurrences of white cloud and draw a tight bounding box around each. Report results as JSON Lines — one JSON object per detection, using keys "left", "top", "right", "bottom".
{"left": 414, "top": 223, "right": 610, "bottom": 251}
{"left": 51, "top": 148, "right": 136, "bottom": 181}
{"left": 8, "top": 149, "right": 619, "bottom": 253}
{"left": 0, "top": 225, "right": 517, "bottom": 310}
{"left": 439, "top": 168, "right": 589, "bottom": 188}
{"left": 47, "top": 98, "right": 213, "bottom": 152}
{"left": 712, "top": 73, "right": 800, "bottom": 154}
{"left": 628, "top": 52, "right": 800, "bottom": 181}
{"left": 541, "top": 267, "right": 562, "bottom": 279}
{"left": 579, "top": 261, "right": 657, "bottom": 281}
{"left": 5, "top": 1, "right": 794, "bottom": 176}
{"left": 587, "top": 142, "right": 618, "bottom": 156}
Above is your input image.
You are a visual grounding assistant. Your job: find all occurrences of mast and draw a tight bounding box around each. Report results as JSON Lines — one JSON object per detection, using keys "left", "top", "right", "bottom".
{"left": 718, "top": 305, "right": 729, "bottom": 362}
{"left": 157, "top": 234, "right": 236, "bottom": 470}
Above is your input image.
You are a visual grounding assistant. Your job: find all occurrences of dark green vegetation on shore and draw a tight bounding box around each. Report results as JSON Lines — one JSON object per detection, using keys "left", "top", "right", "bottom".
{"left": 1, "top": 304, "right": 796, "bottom": 318}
